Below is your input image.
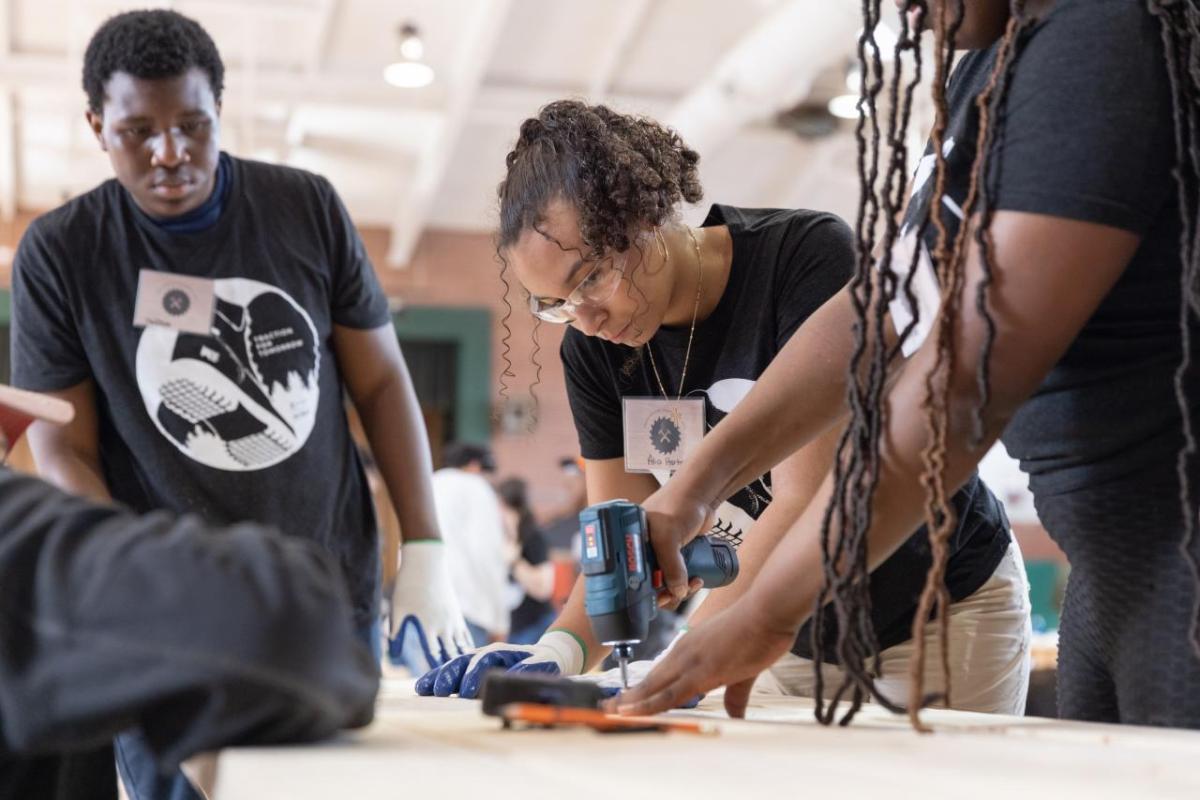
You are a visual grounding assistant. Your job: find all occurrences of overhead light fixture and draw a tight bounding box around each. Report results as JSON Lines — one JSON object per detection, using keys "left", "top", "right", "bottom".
{"left": 384, "top": 23, "right": 434, "bottom": 89}
{"left": 857, "top": 22, "right": 899, "bottom": 60}
{"left": 845, "top": 65, "right": 863, "bottom": 93}
{"left": 827, "top": 94, "right": 866, "bottom": 120}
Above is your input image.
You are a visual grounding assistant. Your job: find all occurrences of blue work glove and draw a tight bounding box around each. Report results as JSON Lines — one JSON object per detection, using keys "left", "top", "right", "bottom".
{"left": 415, "top": 630, "right": 586, "bottom": 699}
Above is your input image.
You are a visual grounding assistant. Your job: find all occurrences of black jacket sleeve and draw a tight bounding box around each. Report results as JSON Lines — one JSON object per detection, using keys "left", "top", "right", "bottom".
{"left": 0, "top": 468, "right": 379, "bottom": 769}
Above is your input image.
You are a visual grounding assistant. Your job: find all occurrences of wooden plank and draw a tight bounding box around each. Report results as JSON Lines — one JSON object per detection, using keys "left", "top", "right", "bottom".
{"left": 214, "top": 678, "right": 1200, "bottom": 799}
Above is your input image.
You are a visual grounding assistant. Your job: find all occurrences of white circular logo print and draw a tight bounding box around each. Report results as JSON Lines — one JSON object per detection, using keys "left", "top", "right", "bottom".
{"left": 136, "top": 277, "right": 320, "bottom": 471}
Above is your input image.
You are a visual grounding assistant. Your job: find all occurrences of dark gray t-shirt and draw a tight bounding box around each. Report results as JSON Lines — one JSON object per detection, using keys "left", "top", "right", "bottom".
{"left": 10, "top": 155, "right": 391, "bottom": 626}
{"left": 899, "top": 0, "right": 1194, "bottom": 497}
{"left": 562, "top": 204, "right": 1011, "bottom": 659}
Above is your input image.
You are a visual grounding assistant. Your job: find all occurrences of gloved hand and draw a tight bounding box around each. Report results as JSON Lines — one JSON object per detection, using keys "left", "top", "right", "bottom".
{"left": 388, "top": 541, "right": 472, "bottom": 673}
{"left": 573, "top": 629, "right": 701, "bottom": 708}
{"left": 415, "top": 630, "right": 586, "bottom": 699}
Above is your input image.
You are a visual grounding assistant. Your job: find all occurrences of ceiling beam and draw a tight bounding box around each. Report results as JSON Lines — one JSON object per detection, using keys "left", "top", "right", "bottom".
{"left": 384, "top": 0, "right": 514, "bottom": 268}
{"left": 0, "top": 52, "right": 677, "bottom": 126}
{"left": 587, "top": 0, "right": 652, "bottom": 100}
{"left": 664, "top": 0, "right": 858, "bottom": 155}
{"left": 309, "top": 0, "right": 340, "bottom": 75}
{"left": 0, "top": 53, "right": 452, "bottom": 110}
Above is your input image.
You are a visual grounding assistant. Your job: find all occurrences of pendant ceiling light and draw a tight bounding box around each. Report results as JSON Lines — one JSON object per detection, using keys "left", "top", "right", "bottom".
{"left": 384, "top": 23, "right": 434, "bottom": 89}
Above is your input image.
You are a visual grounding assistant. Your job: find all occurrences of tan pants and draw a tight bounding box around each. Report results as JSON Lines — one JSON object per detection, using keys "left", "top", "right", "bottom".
{"left": 754, "top": 541, "right": 1032, "bottom": 715}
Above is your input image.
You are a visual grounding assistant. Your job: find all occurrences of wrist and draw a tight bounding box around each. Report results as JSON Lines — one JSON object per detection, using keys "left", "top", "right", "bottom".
{"left": 401, "top": 533, "right": 443, "bottom": 544}
{"left": 397, "top": 540, "right": 449, "bottom": 580}
{"left": 539, "top": 629, "right": 587, "bottom": 675}
{"left": 662, "top": 465, "right": 722, "bottom": 517}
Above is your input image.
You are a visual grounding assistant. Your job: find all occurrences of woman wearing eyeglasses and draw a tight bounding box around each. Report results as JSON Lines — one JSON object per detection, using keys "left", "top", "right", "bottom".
{"left": 415, "top": 100, "right": 1031, "bottom": 712}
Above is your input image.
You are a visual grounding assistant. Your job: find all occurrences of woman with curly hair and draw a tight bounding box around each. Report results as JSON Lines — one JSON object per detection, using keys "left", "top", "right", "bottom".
{"left": 416, "top": 100, "right": 1031, "bottom": 712}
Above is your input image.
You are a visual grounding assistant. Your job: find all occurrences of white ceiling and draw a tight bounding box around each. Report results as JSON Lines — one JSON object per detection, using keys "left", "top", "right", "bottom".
{"left": 0, "top": 0, "right": 913, "bottom": 266}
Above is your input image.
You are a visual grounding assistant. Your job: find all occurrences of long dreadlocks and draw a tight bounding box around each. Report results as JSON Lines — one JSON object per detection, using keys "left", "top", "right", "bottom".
{"left": 1148, "top": 0, "right": 1200, "bottom": 664}
{"left": 815, "top": 0, "right": 1200, "bottom": 731}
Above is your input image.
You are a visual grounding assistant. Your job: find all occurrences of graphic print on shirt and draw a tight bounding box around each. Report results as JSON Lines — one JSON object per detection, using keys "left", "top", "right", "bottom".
{"left": 651, "top": 377, "right": 772, "bottom": 551}
{"left": 890, "top": 137, "right": 963, "bottom": 356}
{"left": 135, "top": 277, "right": 320, "bottom": 471}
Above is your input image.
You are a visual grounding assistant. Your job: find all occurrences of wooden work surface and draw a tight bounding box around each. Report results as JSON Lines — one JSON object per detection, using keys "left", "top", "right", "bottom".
{"left": 215, "top": 678, "right": 1200, "bottom": 799}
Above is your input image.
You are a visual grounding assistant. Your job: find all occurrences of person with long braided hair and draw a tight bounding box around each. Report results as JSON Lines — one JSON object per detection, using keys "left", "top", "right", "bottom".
{"left": 414, "top": 99, "right": 1032, "bottom": 713}
{"left": 615, "top": 0, "right": 1200, "bottom": 730}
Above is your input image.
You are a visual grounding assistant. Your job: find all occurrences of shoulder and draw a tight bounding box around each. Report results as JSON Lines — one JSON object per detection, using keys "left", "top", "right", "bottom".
{"left": 710, "top": 204, "right": 852, "bottom": 250}
{"left": 716, "top": 206, "right": 855, "bottom": 294}
{"left": 23, "top": 180, "right": 123, "bottom": 249}
{"left": 1021, "top": 0, "right": 1164, "bottom": 68}
{"left": 1041, "top": 0, "right": 1160, "bottom": 32}
{"left": 232, "top": 156, "right": 336, "bottom": 202}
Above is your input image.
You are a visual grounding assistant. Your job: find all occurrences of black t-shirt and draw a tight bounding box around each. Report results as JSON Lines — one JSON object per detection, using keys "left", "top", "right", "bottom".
{"left": 897, "top": 0, "right": 1195, "bottom": 498}
{"left": 0, "top": 467, "right": 378, "bottom": 797}
{"left": 562, "top": 204, "right": 1011, "bottom": 658}
{"left": 10, "top": 154, "right": 391, "bottom": 626}
{"left": 510, "top": 523, "right": 555, "bottom": 632}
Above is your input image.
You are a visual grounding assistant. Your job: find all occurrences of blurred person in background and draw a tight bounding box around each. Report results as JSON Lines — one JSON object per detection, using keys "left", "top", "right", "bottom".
{"left": 406, "top": 442, "right": 510, "bottom": 648}
{"left": 541, "top": 456, "right": 588, "bottom": 555}
{"left": 497, "top": 478, "right": 557, "bottom": 644}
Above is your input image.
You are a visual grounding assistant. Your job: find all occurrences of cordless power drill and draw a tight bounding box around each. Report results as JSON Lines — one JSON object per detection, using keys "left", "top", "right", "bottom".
{"left": 579, "top": 499, "right": 739, "bottom": 688}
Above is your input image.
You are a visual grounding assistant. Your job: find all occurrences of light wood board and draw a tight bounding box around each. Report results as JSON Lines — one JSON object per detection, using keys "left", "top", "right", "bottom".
{"left": 214, "top": 678, "right": 1200, "bottom": 799}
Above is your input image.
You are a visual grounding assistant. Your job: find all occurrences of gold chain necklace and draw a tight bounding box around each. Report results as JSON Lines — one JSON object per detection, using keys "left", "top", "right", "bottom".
{"left": 646, "top": 226, "right": 703, "bottom": 400}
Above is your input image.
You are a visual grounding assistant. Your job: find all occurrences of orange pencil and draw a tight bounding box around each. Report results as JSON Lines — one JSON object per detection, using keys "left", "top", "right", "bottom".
{"left": 499, "top": 703, "right": 717, "bottom": 735}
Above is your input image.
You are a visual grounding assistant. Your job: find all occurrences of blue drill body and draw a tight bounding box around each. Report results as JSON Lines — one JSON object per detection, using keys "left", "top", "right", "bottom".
{"left": 579, "top": 499, "right": 739, "bottom": 678}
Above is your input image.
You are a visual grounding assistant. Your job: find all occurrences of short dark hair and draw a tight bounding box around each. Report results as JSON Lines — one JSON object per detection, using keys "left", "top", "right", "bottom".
{"left": 82, "top": 9, "right": 225, "bottom": 114}
{"left": 496, "top": 478, "right": 529, "bottom": 512}
{"left": 442, "top": 442, "right": 496, "bottom": 473}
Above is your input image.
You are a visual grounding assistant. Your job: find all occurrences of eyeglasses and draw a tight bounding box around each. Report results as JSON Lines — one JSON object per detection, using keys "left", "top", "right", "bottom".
{"left": 528, "top": 251, "right": 628, "bottom": 324}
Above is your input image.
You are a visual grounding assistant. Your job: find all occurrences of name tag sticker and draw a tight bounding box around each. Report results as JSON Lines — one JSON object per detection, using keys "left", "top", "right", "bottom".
{"left": 622, "top": 397, "right": 706, "bottom": 474}
{"left": 133, "top": 270, "right": 216, "bottom": 335}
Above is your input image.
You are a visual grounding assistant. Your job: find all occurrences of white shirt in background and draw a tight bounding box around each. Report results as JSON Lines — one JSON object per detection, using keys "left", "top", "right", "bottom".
{"left": 431, "top": 467, "right": 510, "bottom": 638}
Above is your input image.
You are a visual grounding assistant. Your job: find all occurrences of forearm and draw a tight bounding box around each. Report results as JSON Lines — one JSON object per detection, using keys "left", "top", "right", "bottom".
{"left": 747, "top": 339, "right": 1012, "bottom": 635}
{"left": 686, "top": 494, "right": 809, "bottom": 629}
{"left": 687, "top": 421, "right": 840, "bottom": 628}
{"left": 358, "top": 366, "right": 441, "bottom": 543}
{"left": 669, "top": 289, "right": 862, "bottom": 508}
{"left": 27, "top": 431, "right": 112, "bottom": 504}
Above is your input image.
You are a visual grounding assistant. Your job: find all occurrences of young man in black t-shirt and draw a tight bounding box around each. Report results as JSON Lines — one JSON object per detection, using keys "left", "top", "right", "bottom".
{"left": 10, "top": 10, "right": 468, "bottom": 797}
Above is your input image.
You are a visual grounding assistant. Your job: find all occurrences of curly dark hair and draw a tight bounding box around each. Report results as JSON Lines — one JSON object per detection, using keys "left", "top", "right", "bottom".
{"left": 493, "top": 100, "right": 703, "bottom": 420}
{"left": 496, "top": 100, "right": 703, "bottom": 258}
{"left": 82, "top": 9, "right": 225, "bottom": 114}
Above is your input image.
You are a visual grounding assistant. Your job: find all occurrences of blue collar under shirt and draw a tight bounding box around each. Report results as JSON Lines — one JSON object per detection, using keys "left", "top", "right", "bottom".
{"left": 149, "top": 153, "right": 232, "bottom": 234}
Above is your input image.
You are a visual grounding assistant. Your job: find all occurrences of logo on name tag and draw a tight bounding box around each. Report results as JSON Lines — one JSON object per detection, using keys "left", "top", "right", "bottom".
{"left": 622, "top": 397, "right": 705, "bottom": 474}
{"left": 649, "top": 415, "right": 681, "bottom": 455}
{"left": 162, "top": 289, "right": 191, "bottom": 317}
{"left": 133, "top": 270, "right": 215, "bottom": 335}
